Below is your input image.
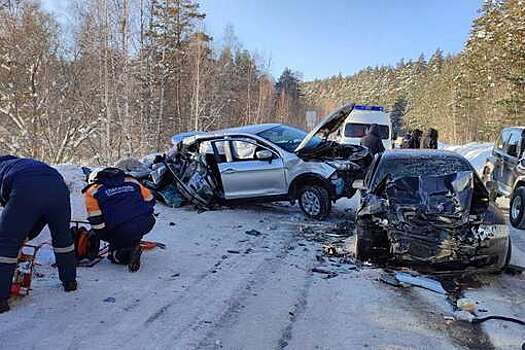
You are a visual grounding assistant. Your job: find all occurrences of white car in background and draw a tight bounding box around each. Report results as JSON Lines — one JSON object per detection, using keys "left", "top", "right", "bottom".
{"left": 337, "top": 105, "right": 393, "bottom": 150}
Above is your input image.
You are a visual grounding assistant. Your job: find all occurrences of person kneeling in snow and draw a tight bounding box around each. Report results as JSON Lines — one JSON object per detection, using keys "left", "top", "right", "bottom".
{"left": 0, "top": 155, "right": 77, "bottom": 313}
{"left": 83, "top": 168, "right": 155, "bottom": 272}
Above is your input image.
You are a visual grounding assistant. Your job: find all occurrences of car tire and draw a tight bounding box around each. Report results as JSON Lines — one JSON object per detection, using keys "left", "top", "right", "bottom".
{"left": 298, "top": 185, "right": 331, "bottom": 220}
{"left": 355, "top": 221, "right": 389, "bottom": 262}
{"left": 355, "top": 231, "right": 374, "bottom": 262}
{"left": 510, "top": 186, "right": 525, "bottom": 229}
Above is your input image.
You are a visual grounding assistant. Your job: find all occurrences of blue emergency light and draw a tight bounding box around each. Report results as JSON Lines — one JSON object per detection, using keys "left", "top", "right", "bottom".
{"left": 354, "top": 105, "right": 384, "bottom": 112}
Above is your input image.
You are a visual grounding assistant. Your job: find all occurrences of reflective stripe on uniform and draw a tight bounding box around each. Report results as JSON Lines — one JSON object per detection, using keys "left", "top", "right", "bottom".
{"left": 0, "top": 256, "right": 18, "bottom": 264}
{"left": 125, "top": 177, "right": 140, "bottom": 185}
{"left": 92, "top": 223, "right": 106, "bottom": 230}
{"left": 54, "top": 244, "right": 75, "bottom": 254}
{"left": 87, "top": 210, "right": 102, "bottom": 217}
{"left": 87, "top": 184, "right": 100, "bottom": 196}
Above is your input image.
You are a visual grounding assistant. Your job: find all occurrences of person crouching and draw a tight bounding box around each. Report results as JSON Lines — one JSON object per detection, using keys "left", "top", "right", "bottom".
{"left": 82, "top": 168, "right": 155, "bottom": 272}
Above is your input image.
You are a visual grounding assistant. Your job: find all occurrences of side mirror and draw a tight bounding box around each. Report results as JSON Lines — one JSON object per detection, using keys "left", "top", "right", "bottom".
{"left": 256, "top": 150, "right": 273, "bottom": 161}
{"left": 352, "top": 179, "right": 367, "bottom": 190}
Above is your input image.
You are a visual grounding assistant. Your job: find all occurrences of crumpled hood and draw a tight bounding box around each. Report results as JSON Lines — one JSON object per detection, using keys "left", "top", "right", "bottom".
{"left": 385, "top": 171, "right": 476, "bottom": 222}
{"left": 295, "top": 103, "right": 355, "bottom": 154}
{"left": 380, "top": 171, "right": 494, "bottom": 266}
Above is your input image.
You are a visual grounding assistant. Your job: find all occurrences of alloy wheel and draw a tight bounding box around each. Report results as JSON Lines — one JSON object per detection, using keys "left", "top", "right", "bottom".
{"left": 301, "top": 190, "right": 321, "bottom": 216}
{"left": 511, "top": 195, "right": 522, "bottom": 221}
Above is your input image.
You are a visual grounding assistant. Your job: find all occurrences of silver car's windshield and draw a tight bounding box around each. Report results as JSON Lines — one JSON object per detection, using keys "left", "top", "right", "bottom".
{"left": 258, "top": 125, "right": 322, "bottom": 153}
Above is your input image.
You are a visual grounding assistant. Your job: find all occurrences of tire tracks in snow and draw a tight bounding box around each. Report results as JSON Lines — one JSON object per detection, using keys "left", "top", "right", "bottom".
{"left": 104, "top": 217, "right": 307, "bottom": 349}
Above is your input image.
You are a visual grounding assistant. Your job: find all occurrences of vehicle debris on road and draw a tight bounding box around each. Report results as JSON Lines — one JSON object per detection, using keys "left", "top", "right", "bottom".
{"left": 379, "top": 271, "right": 448, "bottom": 295}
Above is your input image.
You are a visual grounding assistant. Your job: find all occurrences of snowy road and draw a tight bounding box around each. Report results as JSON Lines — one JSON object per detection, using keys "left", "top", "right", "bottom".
{"left": 0, "top": 145, "right": 524, "bottom": 350}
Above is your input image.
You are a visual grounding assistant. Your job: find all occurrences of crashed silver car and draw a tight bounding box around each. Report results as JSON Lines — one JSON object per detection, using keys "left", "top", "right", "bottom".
{"left": 167, "top": 104, "right": 371, "bottom": 219}
{"left": 354, "top": 150, "right": 511, "bottom": 273}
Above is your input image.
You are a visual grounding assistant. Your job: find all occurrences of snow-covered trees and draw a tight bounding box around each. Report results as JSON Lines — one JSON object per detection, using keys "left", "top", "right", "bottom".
{"left": 303, "top": 0, "right": 525, "bottom": 144}
{"left": 0, "top": 0, "right": 286, "bottom": 163}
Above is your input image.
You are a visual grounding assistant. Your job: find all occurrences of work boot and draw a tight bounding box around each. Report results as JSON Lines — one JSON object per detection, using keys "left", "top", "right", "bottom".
{"left": 63, "top": 281, "right": 78, "bottom": 292}
{"left": 0, "top": 299, "right": 9, "bottom": 314}
{"left": 128, "top": 245, "right": 142, "bottom": 273}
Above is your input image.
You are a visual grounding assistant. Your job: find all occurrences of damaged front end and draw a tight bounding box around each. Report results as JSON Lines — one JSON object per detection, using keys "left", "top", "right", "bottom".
{"left": 357, "top": 170, "right": 510, "bottom": 273}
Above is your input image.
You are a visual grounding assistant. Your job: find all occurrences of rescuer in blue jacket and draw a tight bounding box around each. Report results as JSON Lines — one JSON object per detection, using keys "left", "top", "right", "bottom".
{"left": 0, "top": 155, "right": 77, "bottom": 313}
{"left": 83, "top": 168, "right": 155, "bottom": 273}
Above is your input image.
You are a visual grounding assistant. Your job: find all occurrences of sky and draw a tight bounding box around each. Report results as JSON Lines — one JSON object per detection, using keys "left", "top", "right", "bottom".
{"left": 42, "top": 0, "right": 483, "bottom": 81}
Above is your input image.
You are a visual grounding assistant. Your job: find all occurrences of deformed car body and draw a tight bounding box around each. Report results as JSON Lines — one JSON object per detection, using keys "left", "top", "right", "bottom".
{"left": 354, "top": 149, "right": 511, "bottom": 273}
{"left": 167, "top": 103, "right": 372, "bottom": 219}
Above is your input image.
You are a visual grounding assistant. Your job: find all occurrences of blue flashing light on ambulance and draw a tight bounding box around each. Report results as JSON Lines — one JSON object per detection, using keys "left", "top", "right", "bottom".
{"left": 338, "top": 104, "right": 393, "bottom": 150}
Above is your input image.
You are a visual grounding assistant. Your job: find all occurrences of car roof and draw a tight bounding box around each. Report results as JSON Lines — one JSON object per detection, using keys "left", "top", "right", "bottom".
{"left": 378, "top": 149, "right": 469, "bottom": 162}
{"left": 183, "top": 123, "right": 283, "bottom": 145}
{"left": 214, "top": 123, "right": 281, "bottom": 136}
{"left": 501, "top": 126, "right": 525, "bottom": 132}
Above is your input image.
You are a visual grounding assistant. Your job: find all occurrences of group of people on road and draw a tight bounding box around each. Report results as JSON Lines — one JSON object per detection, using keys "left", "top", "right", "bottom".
{"left": 400, "top": 128, "right": 439, "bottom": 150}
{"left": 0, "top": 156, "right": 156, "bottom": 313}
{"left": 360, "top": 124, "right": 439, "bottom": 157}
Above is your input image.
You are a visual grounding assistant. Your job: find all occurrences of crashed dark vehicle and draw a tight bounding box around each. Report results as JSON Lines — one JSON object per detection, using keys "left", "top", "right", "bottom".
{"left": 149, "top": 103, "right": 372, "bottom": 219}
{"left": 354, "top": 150, "right": 511, "bottom": 273}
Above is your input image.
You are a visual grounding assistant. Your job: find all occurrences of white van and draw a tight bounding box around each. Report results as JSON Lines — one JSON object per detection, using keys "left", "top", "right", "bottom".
{"left": 338, "top": 105, "right": 392, "bottom": 150}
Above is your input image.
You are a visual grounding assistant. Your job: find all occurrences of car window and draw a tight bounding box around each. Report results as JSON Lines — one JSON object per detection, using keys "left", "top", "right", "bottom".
{"left": 231, "top": 140, "right": 258, "bottom": 161}
{"left": 258, "top": 125, "right": 321, "bottom": 153}
{"left": 496, "top": 129, "right": 511, "bottom": 151}
{"left": 211, "top": 140, "right": 228, "bottom": 163}
{"left": 199, "top": 141, "right": 214, "bottom": 154}
{"left": 344, "top": 123, "right": 390, "bottom": 140}
{"left": 506, "top": 129, "right": 521, "bottom": 158}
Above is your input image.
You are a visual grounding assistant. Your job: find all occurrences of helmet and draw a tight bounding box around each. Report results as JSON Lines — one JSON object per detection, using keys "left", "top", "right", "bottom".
{"left": 86, "top": 167, "right": 104, "bottom": 185}
{"left": 86, "top": 167, "right": 124, "bottom": 184}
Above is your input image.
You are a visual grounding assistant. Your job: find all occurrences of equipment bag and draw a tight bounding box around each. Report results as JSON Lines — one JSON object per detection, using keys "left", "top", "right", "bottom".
{"left": 71, "top": 226, "right": 101, "bottom": 262}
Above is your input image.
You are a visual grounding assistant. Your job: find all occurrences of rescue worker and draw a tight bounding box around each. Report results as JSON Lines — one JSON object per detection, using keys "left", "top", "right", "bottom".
{"left": 360, "top": 124, "right": 385, "bottom": 156}
{"left": 0, "top": 155, "right": 77, "bottom": 313}
{"left": 421, "top": 128, "right": 439, "bottom": 149}
{"left": 83, "top": 168, "right": 155, "bottom": 272}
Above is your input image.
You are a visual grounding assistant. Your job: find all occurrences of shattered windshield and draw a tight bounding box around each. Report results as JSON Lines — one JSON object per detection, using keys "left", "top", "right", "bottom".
{"left": 258, "top": 125, "right": 322, "bottom": 153}
{"left": 371, "top": 156, "right": 472, "bottom": 190}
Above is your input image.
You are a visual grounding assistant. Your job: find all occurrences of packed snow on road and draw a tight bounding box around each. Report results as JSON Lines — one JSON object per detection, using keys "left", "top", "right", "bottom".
{"left": 0, "top": 143, "right": 523, "bottom": 350}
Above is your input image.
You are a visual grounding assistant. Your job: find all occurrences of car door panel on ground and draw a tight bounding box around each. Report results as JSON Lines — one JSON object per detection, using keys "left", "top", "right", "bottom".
{"left": 219, "top": 139, "right": 288, "bottom": 199}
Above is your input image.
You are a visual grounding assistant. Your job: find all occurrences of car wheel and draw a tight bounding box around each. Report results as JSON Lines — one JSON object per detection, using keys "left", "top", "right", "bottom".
{"left": 510, "top": 187, "right": 525, "bottom": 228}
{"left": 355, "top": 221, "right": 390, "bottom": 262}
{"left": 355, "top": 232, "right": 374, "bottom": 262}
{"left": 298, "top": 185, "right": 331, "bottom": 220}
